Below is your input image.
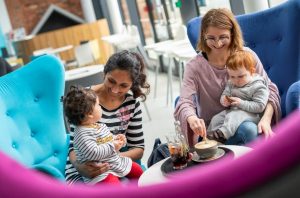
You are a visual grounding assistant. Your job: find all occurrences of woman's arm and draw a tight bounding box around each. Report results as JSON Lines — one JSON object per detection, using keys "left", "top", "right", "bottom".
{"left": 258, "top": 103, "right": 275, "bottom": 138}
{"left": 119, "top": 147, "right": 144, "bottom": 161}
{"left": 69, "top": 150, "right": 109, "bottom": 178}
{"left": 174, "top": 58, "right": 205, "bottom": 146}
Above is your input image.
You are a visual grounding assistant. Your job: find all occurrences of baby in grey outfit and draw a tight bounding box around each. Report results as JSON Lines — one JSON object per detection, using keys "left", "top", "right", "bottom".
{"left": 207, "top": 50, "right": 269, "bottom": 142}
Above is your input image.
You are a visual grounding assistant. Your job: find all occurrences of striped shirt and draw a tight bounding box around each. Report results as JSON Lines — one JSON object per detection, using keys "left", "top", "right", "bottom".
{"left": 65, "top": 94, "right": 144, "bottom": 184}
{"left": 74, "top": 123, "right": 131, "bottom": 184}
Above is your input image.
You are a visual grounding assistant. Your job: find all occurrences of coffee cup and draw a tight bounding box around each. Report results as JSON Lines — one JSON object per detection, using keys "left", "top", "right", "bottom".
{"left": 194, "top": 139, "right": 218, "bottom": 159}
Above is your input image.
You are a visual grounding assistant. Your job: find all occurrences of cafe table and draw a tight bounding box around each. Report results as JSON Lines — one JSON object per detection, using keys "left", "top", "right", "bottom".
{"left": 138, "top": 145, "right": 252, "bottom": 186}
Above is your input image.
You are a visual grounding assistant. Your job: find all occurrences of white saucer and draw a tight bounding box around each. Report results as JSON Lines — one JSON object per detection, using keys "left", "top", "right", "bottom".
{"left": 192, "top": 148, "right": 225, "bottom": 162}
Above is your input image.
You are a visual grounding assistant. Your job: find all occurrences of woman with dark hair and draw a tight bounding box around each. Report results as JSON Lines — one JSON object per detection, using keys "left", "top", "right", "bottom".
{"left": 65, "top": 50, "right": 150, "bottom": 184}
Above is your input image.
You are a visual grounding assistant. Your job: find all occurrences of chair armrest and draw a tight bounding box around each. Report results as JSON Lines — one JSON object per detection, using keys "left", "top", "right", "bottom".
{"left": 286, "top": 80, "right": 300, "bottom": 115}
{"left": 32, "top": 164, "right": 65, "bottom": 180}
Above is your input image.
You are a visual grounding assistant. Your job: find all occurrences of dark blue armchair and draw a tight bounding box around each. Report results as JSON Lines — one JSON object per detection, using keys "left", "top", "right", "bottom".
{"left": 187, "top": 0, "right": 300, "bottom": 117}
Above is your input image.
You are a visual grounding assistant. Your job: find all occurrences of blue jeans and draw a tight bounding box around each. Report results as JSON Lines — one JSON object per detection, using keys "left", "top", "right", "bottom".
{"left": 225, "top": 121, "right": 258, "bottom": 145}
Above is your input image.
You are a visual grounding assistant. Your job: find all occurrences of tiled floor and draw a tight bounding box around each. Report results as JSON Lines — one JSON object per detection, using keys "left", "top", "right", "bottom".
{"left": 140, "top": 69, "right": 181, "bottom": 165}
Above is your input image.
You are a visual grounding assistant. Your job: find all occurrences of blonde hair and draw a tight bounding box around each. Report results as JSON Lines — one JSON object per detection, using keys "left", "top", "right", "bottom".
{"left": 197, "top": 8, "right": 244, "bottom": 54}
{"left": 226, "top": 50, "right": 256, "bottom": 74}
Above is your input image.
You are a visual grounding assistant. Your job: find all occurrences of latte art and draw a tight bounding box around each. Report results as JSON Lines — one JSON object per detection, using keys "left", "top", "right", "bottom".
{"left": 195, "top": 140, "right": 217, "bottom": 149}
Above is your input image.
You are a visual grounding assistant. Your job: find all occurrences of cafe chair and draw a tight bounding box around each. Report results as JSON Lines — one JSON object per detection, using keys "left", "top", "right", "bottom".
{"left": 187, "top": 0, "right": 300, "bottom": 117}
{"left": 116, "top": 25, "right": 141, "bottom": 51}
{"left": 89, "top": 39, "right": 101, "bottom": 63}
{"left": 0, "top": 55, "right": 69, "bottom": 180}
{"left": 286, "top": 81, "right": 300, "bottom": 115}
{"left": 144, "top": 25, "right": 188, "bottom": 100}
{"left": 74, "top": 43, "right": 96, "bottom": 67}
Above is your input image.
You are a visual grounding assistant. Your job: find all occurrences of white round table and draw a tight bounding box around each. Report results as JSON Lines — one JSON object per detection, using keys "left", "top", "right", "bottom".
{"left": 138, "top": 145, "right": 252, "bottom": 186}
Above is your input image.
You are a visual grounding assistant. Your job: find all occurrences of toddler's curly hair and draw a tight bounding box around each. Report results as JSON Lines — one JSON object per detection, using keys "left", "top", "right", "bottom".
{"left": 63, "top": 85, "right": 97, "bottom": 125}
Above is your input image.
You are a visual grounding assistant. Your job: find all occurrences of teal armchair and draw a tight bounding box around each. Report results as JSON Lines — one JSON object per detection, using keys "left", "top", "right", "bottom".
{"left": 0, "top": 55, "right": 69, "bottom": 180}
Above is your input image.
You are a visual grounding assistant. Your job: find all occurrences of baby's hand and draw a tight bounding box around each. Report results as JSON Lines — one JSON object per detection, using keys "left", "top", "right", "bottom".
{"left": 113, "top": 140, "right": 123, "bottom": 151}
{"left": 230, "top": 97, "right": 242, "bottom": 106}
{"left": 222, "top": 95, "right": 232, "bottom": 107}
{"left": 115, "top": 134, "right": 127, "bottom": 146}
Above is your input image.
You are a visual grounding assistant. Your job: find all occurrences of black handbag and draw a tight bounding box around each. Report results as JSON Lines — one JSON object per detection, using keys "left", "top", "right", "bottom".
{"left": 147, "top": 138, "right": 170, "bottom": 168}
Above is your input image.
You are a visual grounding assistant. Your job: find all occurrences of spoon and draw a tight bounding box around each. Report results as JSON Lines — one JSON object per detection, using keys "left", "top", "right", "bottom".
{"left": 202, "top": 135, "right": 208, "bottom": 144}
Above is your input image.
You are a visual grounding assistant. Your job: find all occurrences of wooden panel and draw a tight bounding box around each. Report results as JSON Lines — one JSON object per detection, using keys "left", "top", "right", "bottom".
{"left": 13, "top": 19, "right": 112, "bottom": 64}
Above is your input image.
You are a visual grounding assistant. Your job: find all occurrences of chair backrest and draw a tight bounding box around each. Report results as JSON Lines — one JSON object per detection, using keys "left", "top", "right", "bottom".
{"left": 127, "top": 25, "right": 141, "bottom": 45}
{"left": 74, "top": 43, "right": 95, "bottom": 67}
{"left": 0, "top": 55, "right": 69, "bottom": 180}
{"left": 88, "top": 39, "right": 101, "bottom": 62}
{"left": 187, "top": 0, "right": 300, "bottom": 117}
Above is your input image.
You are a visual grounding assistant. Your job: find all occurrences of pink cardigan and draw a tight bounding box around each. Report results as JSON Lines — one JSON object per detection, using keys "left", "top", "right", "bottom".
{"left": 174, "top": 48, "right": 281, "bottom": 146}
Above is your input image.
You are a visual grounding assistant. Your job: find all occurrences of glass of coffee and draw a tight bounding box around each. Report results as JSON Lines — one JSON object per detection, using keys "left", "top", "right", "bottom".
{"left": 166, "top": 134, "right": 189, "bottom": 170}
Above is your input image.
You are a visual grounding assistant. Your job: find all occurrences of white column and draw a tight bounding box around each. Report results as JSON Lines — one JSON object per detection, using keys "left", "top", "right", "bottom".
{"left": 0, "top": 0, "right": 15, "bottom": 56}
{"left": 243, "top": 0, "right": 269, "bottom": 13}
{"left": 106, "top": 0, "right": 123, "bottom": 34}
{"left": 80, "top": 0, "right": 96, "bottom": 22}
{"left": 0, "top": 0, "right": 12, "bottom": 34}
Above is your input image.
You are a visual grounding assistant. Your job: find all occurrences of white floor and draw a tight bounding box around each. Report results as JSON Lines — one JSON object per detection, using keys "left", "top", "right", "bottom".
{"left": 140, "top": 69, "right": 181, "bottom": 166}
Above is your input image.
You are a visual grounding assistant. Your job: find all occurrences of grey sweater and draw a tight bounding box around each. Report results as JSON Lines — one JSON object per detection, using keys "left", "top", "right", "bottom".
{"left": 207, "top": 75, "right": 269, "bottom": 139}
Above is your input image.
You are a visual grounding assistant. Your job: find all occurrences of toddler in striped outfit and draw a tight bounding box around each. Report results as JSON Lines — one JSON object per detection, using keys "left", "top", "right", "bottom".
{"left": 63, "top": 86, "right": 143, "bottom": 185}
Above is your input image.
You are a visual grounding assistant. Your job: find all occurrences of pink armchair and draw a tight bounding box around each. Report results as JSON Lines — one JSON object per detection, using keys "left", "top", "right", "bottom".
{"left": 1, "top": 110, "right": 299, "bottom": 197}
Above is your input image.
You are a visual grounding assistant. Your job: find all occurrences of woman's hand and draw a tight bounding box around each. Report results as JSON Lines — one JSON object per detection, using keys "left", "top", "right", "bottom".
{"left": 258, "top": 117, "right": 275, "bottom": 139}
{"left": 69, "top": 150, "right": 109, "bottom": 179}
{"left": 187, "top": 115, "right": 206, "bottom": 137}
{"left": 74, "top": 161, "right": 110, "bottom": 179}
{"left": 258, "top": 103, "right": 275, "bottom": 139}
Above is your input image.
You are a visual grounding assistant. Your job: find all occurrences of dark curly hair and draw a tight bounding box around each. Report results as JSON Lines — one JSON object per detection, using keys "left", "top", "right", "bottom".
{"left": 63, "top": 85, "right": 97, "bottom": 125}
{"left": 104, "top": 50, "right": 150, "bottom": 101}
